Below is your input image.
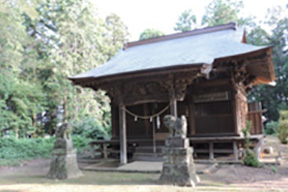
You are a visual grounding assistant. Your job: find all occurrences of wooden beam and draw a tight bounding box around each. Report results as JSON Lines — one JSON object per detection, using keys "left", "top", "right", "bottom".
{"left": 191, "top": 78, "right": 231, "bottom": 90}
{"left": 123, "top": 94, "right": 170, "bottom": 106}
{"left": 119, "top": 104, "right": 127, "bottom": 165}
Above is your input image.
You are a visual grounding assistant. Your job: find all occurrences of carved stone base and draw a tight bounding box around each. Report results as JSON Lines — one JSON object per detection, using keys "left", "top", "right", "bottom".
{"left": 47, "top": 149, "right": 82, "bottom": 180}
{"left": 159, "top": 138, "right": 199, "bottom": 187}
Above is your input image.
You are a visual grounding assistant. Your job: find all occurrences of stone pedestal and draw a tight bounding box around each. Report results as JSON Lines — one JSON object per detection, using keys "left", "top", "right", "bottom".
{"left": 47, "top": 148, "right": 82, "bottom": 180}
{"left": 47, "top": 129, "right": 82, "bottom": 180}
{"left": 159, "top": 137, "right": 200, "bottom": 187}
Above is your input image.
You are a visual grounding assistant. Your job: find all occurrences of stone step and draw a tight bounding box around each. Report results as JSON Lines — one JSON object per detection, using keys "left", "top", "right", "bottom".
{"left": 134, "top": 146, "right": 164, "bottom": 153}
{"left": 133, "top": 152, "right": 163, "bottom": 161}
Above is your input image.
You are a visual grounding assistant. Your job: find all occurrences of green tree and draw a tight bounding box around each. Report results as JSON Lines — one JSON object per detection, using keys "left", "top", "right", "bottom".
{"left": 21, "top": 0, "right": 128, "bottom": 136}
{"left": 174, "top": 9, "right": 197, "bottom": 32}
{"left": 247, "top": 6, "right": 288, "bottom": 121}
{"left": 246, "top": 27, "right": 270, "bottom": 46}
{"left": 0, "top": 0, "right": 45, "bottom": 138}
{"left": 202, "top": 0, "right": 254, "bottom": 27}
{"left": 104, "top": 13, "right": 129, "bottom": 59}
{"left": 139, "top": 28, "right": 165, "bottom": 40}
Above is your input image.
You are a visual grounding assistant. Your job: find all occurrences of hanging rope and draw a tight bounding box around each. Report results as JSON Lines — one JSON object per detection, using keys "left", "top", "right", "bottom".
{"left": 124, "top": 103, "right": 171, "bottom": 120}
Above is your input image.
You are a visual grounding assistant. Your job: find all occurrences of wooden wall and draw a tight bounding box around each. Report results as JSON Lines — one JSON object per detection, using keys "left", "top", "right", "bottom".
{"left": 247, "top": 102, "right": 264, "bottom": 135}
{"left": 111, "top": 78, "right": 250, "bottom": 139}
{"left": 188, "top": 79, "right": 240, "bottom": 136}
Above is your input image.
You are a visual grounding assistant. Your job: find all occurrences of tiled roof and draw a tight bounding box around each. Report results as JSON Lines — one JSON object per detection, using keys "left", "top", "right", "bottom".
{"left": 70, "top": 23, "right": 269, "bottom": 80}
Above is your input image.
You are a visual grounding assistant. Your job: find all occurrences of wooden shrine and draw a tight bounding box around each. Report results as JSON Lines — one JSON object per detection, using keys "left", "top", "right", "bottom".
{"left": 69, "top": 23, "right": 275, "bottom": 164}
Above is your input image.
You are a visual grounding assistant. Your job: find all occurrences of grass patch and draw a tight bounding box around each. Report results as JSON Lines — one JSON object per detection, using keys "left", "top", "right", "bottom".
{"left": 0, "top": 158, "right": 21, "bottom": 166}
{"left": 0, "top": 136, "right": 90, "bottom": 166}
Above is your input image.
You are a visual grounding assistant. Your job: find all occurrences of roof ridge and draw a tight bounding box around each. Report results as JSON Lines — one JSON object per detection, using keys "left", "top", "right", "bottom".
{"left": 125, "top": 22, "right": 237, "bottom": 49}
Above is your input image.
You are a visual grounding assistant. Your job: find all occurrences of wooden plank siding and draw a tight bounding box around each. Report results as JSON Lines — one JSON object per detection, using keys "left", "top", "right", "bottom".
{"left": 189, "top": 79, "right": 236, "bottom": 136}
{"left": 194, "top": 101, "right": 234, "bottom": 134}
{"left": 247, "top": 102, "right": 264, "bottom": 135}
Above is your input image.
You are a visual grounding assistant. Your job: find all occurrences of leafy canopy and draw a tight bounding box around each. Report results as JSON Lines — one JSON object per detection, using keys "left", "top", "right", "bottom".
{"left": 202, "top": 0, "right": 243, "bottom": 26}
{"left": 174, "top": 9, "right": 197, "bottom": 32}
{"left": 139, "top": 28, "right": 165, "bottom": 40}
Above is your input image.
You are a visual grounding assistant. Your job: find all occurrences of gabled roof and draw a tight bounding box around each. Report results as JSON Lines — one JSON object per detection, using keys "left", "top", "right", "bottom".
{"left": 70, "top": 23, "right": 272, "bottom": 81}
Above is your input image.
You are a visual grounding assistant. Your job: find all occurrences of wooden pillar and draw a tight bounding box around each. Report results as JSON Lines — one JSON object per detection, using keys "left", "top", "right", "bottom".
{"left": 209, "top": 142, "right": 214, "bottom": 160}
{"left": 170, "top": 99, "right": 177, "bottom": 117}
{"left": 188, "top": 96, "right": 196, "bottom": 136}
{"left": 255, "top": 138, "right": 263, "bottom": 160}
{"left": 103, "top": 143, "right": 108, "bottom": 159}
{"left": 111, "top": 102, "right": 117, "bottom": 138}
{"left": 152, "top": 118, "right": 156, "bottom": 153}
{"left": 233, "top": 141, "right": 239, "bottom": 161}
{"left": 144, "top": 104, "right": 150, "bottom": 136}
{"left": 232, "top": 89, "right": 240, "bottom": 135}
{"left": 170, "top": 89, "right": 178, "bottom": 117}
{"left": 119, "top": 104, "right": 127, "bottom": 165}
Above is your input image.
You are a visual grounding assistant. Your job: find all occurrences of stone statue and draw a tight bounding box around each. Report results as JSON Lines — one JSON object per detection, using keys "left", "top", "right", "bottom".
{"left": 53, "top": 123, "right": 73, "bottom": 150}
{"left": 55, "top": 123, "right": 72, "bottom": 140}
{"left": 159, "top": 114, "right": 199, "bottom": 187}
{"left": 163, "top": 115, "right": 187, "bottom": 138}
{"left": 47, "top": 122, "right": 82, "bottom": 180}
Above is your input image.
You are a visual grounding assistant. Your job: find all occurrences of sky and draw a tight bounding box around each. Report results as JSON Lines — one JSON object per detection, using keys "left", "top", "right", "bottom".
{"left": 94, "top": 0, "right": 287, "bottom": 41}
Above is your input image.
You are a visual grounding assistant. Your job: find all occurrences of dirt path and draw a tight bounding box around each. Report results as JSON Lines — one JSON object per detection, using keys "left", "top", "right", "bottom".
{"left": 0, "top": 136, "right": 288, "bottom": 192}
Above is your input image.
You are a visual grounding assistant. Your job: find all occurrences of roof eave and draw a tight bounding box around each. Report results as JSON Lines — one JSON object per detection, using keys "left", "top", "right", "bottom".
{"left": 69, "top": 63, "right": 206, "bottom": 87}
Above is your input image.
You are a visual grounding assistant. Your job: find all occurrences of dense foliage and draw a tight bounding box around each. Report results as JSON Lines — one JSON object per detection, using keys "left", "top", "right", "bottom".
{"left": 0, "top": 0, "right": 128, "bottom": 138}
{"left": 72, "top": 116, "right": 110, "bottom": 139}
{"left": 265, "top": 121, "right": 279, "bottom": 135}
{"left": 0, "top": 138, "right": 54, "bottom": 162}
{"left": 0, "top": 0, "right": 46, "bottom": 138}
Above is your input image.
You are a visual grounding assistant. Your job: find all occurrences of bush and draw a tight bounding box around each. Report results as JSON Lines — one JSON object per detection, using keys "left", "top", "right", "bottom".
{"left": 265, "top": 121, "right": 279, "bottom": 135}
{"left": 277, "top": 110, "right": 288, "bottom": 144}
{"left": 0, "top": 137, "right": 55, "bottom": 165}
{"left": 242, "top": 121, "right": 260, "bottom": 167}
{"left": 0, "top": 136, "right": 90, "bottom": 166}
{"left": 72, "top": 135, "right": 91, "bottom": 153}
{"left": 243, "top": 149, "right": 260, "bottom": 167}
{"left": 72, "top": 116, "right": 110, "bottom": 139}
